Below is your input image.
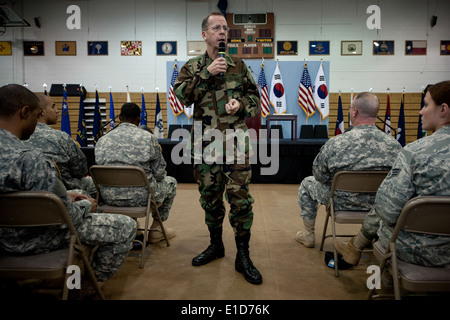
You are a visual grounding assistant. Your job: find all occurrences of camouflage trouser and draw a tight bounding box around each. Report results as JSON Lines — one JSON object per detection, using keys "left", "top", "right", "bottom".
{"left": 298, "top": 176, "right": 377, "bottom": 223}
{"left": 194, "top": 162, "right": 254, "bottom": 237}
{"left": 99, "top": 176, "right": 177, "bottom": 221}
{"left": 81, "top": 176, "right": 97, "bottom": 199}
{"left": 76, "top": 213, "right": 137, "bottom": 282}
{"left": 298, "top": 176, "right": 330, "bottom": 222}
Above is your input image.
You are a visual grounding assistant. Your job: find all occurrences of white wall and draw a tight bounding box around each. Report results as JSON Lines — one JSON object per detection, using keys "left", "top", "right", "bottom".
{"left": 0, "top": 0, "right": 449, "bottom": 94}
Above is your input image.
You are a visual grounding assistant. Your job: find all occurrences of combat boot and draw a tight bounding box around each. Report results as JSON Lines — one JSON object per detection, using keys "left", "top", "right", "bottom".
{"left": 192, "top": 226, "right": 225, "bottom": 266}
{"left": 235, "top": 233, "right": 262, "bottom": 285}
{"left": 333, "top": 231, "right": 372, "bottom": 265}
{"left": 295, "top": 219, "right": 315, "bottom": 248}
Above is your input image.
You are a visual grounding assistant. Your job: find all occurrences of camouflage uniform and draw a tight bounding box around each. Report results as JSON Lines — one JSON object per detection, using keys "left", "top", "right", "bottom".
{"left": 298, "top": 125, "right": 402, "bottom": 221}
{"left": 0, "top": 128, "right": 137, "bottom": 282}
{"left": 95, "top": 123, "right": 177, "bottom": 221}
{"left": 26, "top": 122, "right": 96, "bottom": 197}
{"left": 173, "top": 52, "right": 260, "bottom": 236}
{"left": 363, "top": 125, "right": 450, "bottom": 267}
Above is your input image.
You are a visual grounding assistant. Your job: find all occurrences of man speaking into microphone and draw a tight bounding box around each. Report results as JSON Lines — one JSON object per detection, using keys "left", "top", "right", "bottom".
{"left": 173, "top": 12, "right": 262, "bottom": 285}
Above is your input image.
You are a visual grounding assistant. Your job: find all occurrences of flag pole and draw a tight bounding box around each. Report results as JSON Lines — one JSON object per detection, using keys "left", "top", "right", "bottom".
{"left": 304, "top": 59, "right": 308, "bottom": 125}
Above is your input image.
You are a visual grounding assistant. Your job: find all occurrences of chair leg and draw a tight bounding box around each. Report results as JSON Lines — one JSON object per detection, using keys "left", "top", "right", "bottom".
{"left": 330, "top": 213, "right": 339, "bottom": 277}
{"left": 153, "top": 205, "right": 170, "bottom": 247}
{"left": 319, "top": 209, "right": 330, "bottom": 251}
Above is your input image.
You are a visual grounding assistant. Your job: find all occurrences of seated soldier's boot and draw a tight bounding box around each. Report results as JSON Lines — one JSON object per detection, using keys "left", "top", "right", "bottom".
{"left": 148, "top": 226, "right": 175, "bottom": 244}
{"left": 295, "top": 219, "right": 315, "bottom": 248}
{"left": 333, "top": 231, "right": 371, "bottom": 265}
{"left": 235, "top": 233, "right": 262, "bottom": 285}
{"left": 192, "top": 226, "right": 225, "bottom": 266}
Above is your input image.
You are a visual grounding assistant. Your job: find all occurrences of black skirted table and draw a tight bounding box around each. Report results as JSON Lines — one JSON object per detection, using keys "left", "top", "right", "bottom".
{"left": 82, "top": 138, "right": 326, "bottom": 184}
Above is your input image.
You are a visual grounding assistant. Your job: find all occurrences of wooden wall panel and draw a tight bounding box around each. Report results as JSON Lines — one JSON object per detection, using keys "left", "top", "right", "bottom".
{"left": 327, "top": 92, "right": 429, "bottom": 145}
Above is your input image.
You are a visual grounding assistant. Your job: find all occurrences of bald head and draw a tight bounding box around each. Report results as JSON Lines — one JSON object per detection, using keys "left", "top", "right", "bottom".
{"left": 350, "top": 92, "right": 380, "bottom": 126}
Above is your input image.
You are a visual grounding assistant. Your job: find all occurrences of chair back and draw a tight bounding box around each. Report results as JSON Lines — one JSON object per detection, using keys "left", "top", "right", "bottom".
{"left": 89, "top": 165, "right": 150, "bottom": 191}
{"left": 0, "top": 191, "right": 74, "bottom": 233}
{"left": 330, "top": 170, "right": 389, "bottom": 197}
{"left": 392, "top": 196, "right": 450, "bottom": 239}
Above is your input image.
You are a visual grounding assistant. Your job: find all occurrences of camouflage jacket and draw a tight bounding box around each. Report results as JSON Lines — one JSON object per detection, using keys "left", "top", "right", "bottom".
{"left": 173, "top": 52, "right": 260, "bottom": 162}
{"left": 25, "top": 122, "right": 89, "bottom": 190}
{"left": 376, "top": 124, "right": 450, "bottom": 266}
{"left": 0, "top": 128, "right": 92, "bottom": 254}
{"left": 314, "top": 125, "right": 402, "bottom": 210}
{"left": 95, "top": 123, "right": 167, "bottom": 203}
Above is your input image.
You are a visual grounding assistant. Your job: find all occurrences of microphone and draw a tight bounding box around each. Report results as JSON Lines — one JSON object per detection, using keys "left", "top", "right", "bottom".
{"left": 218, "top": 41, "right": 226, "bottom": 81}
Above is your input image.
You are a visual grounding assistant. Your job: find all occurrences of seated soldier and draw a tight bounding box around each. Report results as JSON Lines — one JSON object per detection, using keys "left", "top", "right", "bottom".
{"left": 26, "top": 94, "right": 96, "bottom": 197}
{"left": 95, "top": 102, "right": 177, "bottom": 244}
{"left": 0, "top": 84, "right": 137, "bottom": 287}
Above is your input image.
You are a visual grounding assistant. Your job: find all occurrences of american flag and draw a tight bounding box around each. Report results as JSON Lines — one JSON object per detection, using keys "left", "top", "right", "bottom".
{"left": 298, "top": 64, "right": 316, "bottom": 118}
{"left": 169, "top": 64, "right": 184, "bottom": 116}
{"left": 258, "top": 63, "right": 270, "bottom": 117}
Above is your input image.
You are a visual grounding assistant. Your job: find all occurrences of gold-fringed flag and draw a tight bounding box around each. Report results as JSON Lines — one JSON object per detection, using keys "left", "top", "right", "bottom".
{"left": 313, "top": 62, "right": 329, "bottom": 119}
{"left": 298, "top": 63, "right": 316, "bottom": 119}
{"left": 269, "top": 62, "right": 286, "bottom": 114}
{"left": 169, "top": 63, "right": 184, "bottom": 116}
{"left": 258, "top": 62, "right": 270, "bottom": 118}
{"left": 61, "top": 85, "right": 71, "bottom": 136}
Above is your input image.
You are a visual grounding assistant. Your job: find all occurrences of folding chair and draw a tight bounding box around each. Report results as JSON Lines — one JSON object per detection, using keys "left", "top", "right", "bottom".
{"left": 368, "top": 196, "right": 450, "bottom": 300}
{"left": 0, "top": 191, "right": 105, "bottom": 300}
{"left": 319, "top": 170, "right": 389, "bottom": 276}
{"left": 89, "top": 165, "right": 170, "bottom": 269}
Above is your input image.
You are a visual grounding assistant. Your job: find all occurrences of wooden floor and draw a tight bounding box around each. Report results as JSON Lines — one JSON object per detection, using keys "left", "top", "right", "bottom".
{"left": 103, "top": 183, "right": 378, "bottom": 300}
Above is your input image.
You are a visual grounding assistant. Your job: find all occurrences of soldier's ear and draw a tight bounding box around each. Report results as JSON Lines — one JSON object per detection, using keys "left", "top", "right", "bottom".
{"left": 440, "top": 102, "right": 449, "bottom": 118}
{"left": 19, "top": 105, "right": 32, "bottom": 119}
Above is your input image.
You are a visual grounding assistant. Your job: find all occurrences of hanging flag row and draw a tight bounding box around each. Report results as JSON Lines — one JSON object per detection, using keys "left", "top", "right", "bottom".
{"left": 257, "top": 61, "right": 329, "bottom": 120}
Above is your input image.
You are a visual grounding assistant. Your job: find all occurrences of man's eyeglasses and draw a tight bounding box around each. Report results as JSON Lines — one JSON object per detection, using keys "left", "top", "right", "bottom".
{"left": 209, "top": 25, "right": 230, "bottom": 32}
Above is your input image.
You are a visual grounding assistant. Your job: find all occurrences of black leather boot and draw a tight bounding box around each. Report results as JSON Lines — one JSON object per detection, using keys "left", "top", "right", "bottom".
{"left": 235, "top": 233, "right": 262, "bottom": 285}
{"left": 192, "top": 226, "right": 225, "bottom": 266}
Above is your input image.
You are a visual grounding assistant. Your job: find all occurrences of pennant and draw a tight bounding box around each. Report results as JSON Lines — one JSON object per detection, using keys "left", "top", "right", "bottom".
{"left": 258, "top": 62, "right": 270, "bottom": 118}
{"left": 269, "top": 62, "right": 286, "bottom": 114}
{"left": 184, "top": 103, "right": 194, "bottom": 119}
{"left": 92, "top": 90, "right": 103, "bottom": 145}
{"left": 76, "top": 89, "right": 87, "bottom": 147}
{"left": 313, "top": 62, "right": 329, "bottom": 119}
{"left": 384, "top": 94, "right": 391, "bottom": 135}
{"left": 126, "top": 87, "right": 131, "bottom": 102}
{"left": 417, "top": 91, "right": 425, "bottom": 139}
{"left": 169, "top": 64, "right": 185, "bottom": 116}
{"left": 396, "top": 92, "right": 406, "bottom": 147}
{"left": 141, "top": 92, "right": 147, "bottom": 125}
{"left": 335, "top": 94, "right": 344, "bottom": 136}
{"left": 61, "top": 86, "right": 71, "bottom": 136}
{"left": 109, "top": 91, "right": 115, "bottom": 132}
{"left": 154, "top": 92, "right": 164, "bottom": 139}
{"left": 298, "top": 63, "right": 316, "bottom": 118}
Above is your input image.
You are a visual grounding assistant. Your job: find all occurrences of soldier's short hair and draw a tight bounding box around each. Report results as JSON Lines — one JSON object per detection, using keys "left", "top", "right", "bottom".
{"left": 0, "top": 84, "right": 39, "bottom": 117}
{"left": 353, "top": 92, "right": 379, "bottom": 118}
{"left": 428, "top": 80, "right": 450, "bottom": 106}
{"left": 119, "top": 102, "right": 141, "bottom": 122}
{"left": 201, "top": 12, "right": 225, "bottom": 31}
